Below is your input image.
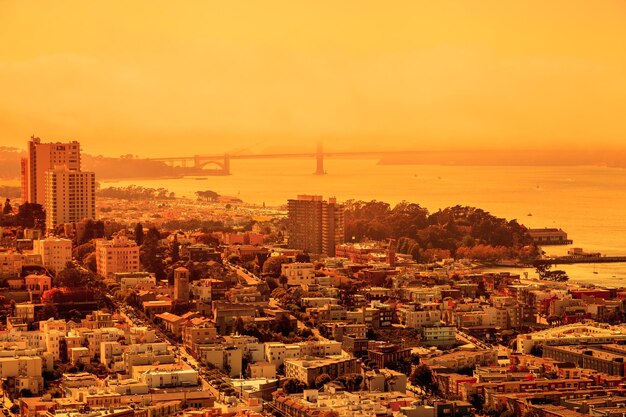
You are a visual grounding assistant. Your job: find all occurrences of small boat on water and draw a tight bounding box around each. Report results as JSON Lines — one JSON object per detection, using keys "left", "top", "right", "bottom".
{"left": 527, "top": 213, "right": 533, "bottom": 216}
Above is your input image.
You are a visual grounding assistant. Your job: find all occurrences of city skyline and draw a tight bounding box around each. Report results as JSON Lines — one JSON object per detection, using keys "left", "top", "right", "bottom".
{"left": 1, "top": 1, "right": 626, "bottom": 157}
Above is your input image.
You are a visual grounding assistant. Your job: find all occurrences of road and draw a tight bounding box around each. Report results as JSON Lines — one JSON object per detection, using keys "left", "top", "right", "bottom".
{"left": 116, "top": 303, "right": 214, "bottom": 390}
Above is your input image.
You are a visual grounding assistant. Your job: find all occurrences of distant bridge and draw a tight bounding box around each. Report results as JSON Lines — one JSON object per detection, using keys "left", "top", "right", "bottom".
{"left": 148, "top": 143, "right": 424, "bottom": 175}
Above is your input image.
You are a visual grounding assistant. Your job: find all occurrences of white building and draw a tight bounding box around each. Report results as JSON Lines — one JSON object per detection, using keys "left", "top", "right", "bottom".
{"left": 95, "top": 235, "right": 140, "bottom": 278}
{"left": 115, "top": 272, "right": 156, "bottom": 292}
{"left": 33, "top": 236, "right": 72, "bottom": 273}
{"left": 133, "top": 365, "right": 198, "bottom": 388}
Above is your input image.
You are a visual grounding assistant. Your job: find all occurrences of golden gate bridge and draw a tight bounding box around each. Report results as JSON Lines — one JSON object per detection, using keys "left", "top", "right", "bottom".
{"left": 148, "top": 143, "right": 424, "bottom": 175}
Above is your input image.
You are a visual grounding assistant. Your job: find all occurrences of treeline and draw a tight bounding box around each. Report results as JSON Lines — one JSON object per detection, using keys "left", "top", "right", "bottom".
{"left": 97, "top": 185, "right": 175, "bottom": 200}
{"left": 0, "top": 201, "right": 46, "bottom": 230}
{"left": 344, "top": 201, "right": 538, "bottom": 262}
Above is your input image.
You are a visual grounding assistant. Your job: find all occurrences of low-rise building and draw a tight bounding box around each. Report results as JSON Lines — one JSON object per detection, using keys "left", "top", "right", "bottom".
{"left": 285, "top": 355, "right": 358, "bottom": 387}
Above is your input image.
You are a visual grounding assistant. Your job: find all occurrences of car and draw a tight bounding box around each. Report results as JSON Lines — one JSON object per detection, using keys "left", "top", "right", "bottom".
{"left": 2, "top": 409, "right": 9, "bottom": 416}
{"left": 182, "top": 357, "right": 188, "bottom": 362}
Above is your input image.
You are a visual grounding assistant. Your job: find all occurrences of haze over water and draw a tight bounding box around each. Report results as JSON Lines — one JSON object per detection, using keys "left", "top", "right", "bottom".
{"left": 104, "top": 160, "right": 626, "bottom": 287}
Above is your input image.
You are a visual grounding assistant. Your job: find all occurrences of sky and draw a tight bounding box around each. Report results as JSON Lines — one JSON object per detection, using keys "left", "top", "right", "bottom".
{"left": 1, "top": 0, "right": 625, "bottom": 157}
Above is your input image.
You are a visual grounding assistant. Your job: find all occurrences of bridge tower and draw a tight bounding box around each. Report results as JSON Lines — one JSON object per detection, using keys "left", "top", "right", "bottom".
{"left": 193, "top": 155, "right": 201, "bottom": 169}
{"left": 315, "top": 142, "right": 325, "bottom": 175}
{"left": 223, "top": 154, "right": 231, "bottom": 175}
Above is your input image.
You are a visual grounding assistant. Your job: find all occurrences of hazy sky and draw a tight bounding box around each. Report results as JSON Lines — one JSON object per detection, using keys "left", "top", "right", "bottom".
{"left": 1, "top": 1, "right": 625, "bottom": 157}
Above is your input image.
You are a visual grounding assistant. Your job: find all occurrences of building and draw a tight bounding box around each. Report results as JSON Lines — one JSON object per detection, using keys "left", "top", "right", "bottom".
{"left": 116, "top": 272, "right": 156, "bottom": 292}
{"left": 132, "top": 365, "right": 198, "bottom": 388}
{"left": 44, "top": 167, "right": 96, "bottom": 231}
{"left": 174, "top": 267, "right": 190, "bottom": 303}
{"left": 95, "top": 235, "right": 140, "bottom": 278}
{"left": 367, "top": 342, "right": 412, "bottom": 369}
{"left": 281, "top": 263, "right": 316, "bottom": 287}
{"left": 273, "top": 389, "right": 415, "bottom": 417}
{"left": 542, "top": 344, "right": 626, "bottom": 376}
{"left": 195, "top": 344, "right": 242, "bottom": 377}
{"left": 422, "top": 325, "right": 457, "bottom": 346}
{"left": 528, "top": 228, "right": 572, "bottom": 245}
{"left": 516, "top": 323, "right": 626, "bottom": 354}
{"left": 33, "top": 236, "right": 72, "bottom": 273}
{"left": 287, "top": 195, "right": 344, "bottom": 256}
{"left": 21, "top": 136, "right": 81, "bottom": 204}
{"left": 285, "top": 355, "right": 357, "bottom": 387}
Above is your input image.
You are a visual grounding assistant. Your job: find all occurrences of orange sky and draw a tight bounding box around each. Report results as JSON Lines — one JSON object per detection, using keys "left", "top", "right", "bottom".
{"left": 1, "top": 0, "right": 625, "bottom": 157}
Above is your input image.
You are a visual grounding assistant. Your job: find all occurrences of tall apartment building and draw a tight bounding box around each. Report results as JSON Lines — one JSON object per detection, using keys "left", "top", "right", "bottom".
{"left": 21, "top": 136, "right": 81, "bottom": 204}
{"left": 33, "top": 236, "right": 73, "bottom": 273}
{"left": 95, "top": 235, "right": 140, "bottom": 279}
{"left": 44, "top": 167, "right": 96, "bottom": 230}
{"left": 287, "top": 195, "right": 344, "bottom": 256}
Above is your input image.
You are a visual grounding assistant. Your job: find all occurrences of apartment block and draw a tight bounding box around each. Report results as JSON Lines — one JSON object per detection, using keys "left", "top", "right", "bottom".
{"left": 33, "top": 236, "right": 72, "bottom": 273}
{"left": 95, "top": 235, "right": 140, "bottom": 278}
{"left": 44, "top": 167, "right": 96, "bottom": 230}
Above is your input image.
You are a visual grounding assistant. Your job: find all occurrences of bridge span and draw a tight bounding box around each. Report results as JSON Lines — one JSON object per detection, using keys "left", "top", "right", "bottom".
{"left": 148, "top": 144, "right": 423, "bottom": 175}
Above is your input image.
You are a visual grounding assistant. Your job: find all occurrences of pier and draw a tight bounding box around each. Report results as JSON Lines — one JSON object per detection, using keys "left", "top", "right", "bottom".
{"left": 537, "top": 256, "right": 626, "bottom": 265}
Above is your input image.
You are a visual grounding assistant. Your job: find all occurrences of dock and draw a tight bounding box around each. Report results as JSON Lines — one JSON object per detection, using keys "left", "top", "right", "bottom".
{"left": 537, "top": 256, "right": 626, "bottom": 265}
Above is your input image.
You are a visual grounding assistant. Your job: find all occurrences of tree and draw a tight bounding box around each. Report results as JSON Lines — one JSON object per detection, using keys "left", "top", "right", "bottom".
{"left": 170, "top": 236, "right": 180, "bottom": 263}
{"left": 40, "top": 302, "right": 58, "bottom": 321}
{"left": 55, "top": 263, "right": 87, "bottom": 287}
{"left": 283, "top": 378, "right": 307, "bottom": 394}
{"left": 295, "top": 253, "right": 311, "bottom": 263}
{"left": 2, "top": 198, "right": 12, "bottom": 215}
{"left": 16, "top": 202, "right": 45, "bottom": 230}
{"left": 67, "top": 309, "right": 82, "bottom": 323}
{"left": 233, "top": 316, "right": 245, "bottom": 335}
{"left": 140, "top": 227, "right": 165, "bottom": 280}
{"left": 409, "top": 364, "right": 437, "bottom": 394}
{"left": 468, "top": 393, "right": 485, "bottom": 412}
{"left": 73, "top": 242, "right": 96, "bottom": 263}
{"left": 278, "top": 275, "right": 289, "bottom": 289}
{"left": 84, "top": 252, "right": 97, "bottom": 273}
{"left": 262, "top": 256, "right": 287, "bottom": 278}
{"left": 195, "top": 190, "right": 220, "bottom": 202}
{"left": 227, "top": 254, "right": 241, "bottom": 265}
{"left": 315, "top": 373, "right": 332, "bottom": 388}
{"left": 134, "top": 223, "right": 144, "bottom": 245}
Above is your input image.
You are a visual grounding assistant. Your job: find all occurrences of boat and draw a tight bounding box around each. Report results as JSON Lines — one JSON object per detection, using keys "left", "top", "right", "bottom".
{"left": 527, "top": 213, "right": 532, "bottom": 216}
